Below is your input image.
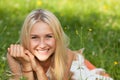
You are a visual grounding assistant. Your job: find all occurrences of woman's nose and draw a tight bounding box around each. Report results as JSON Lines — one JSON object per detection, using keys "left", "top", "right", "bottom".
{"left": 38, "top": 39, "right": 46, "bottom": 48}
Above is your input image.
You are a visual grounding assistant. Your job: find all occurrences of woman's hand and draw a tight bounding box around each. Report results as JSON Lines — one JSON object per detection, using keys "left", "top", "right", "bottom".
{"left": 26, "top": 50, "right": 43, "bottom": 72}
{"left": 8, "top": 44, "right": 35, "bottom": 80}
{"left": 26, "top": 50, "right": 48, "bottom": 80}
{"left": 8, "top": 44, "right": 31, "bottom": 71}
{"left": 7, "top": 52, "right": 22, "bottom": 80}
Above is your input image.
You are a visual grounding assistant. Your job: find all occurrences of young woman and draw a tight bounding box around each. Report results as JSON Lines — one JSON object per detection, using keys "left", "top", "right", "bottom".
{"left": 7, "top": 9, "right": 113, "bottom": 80}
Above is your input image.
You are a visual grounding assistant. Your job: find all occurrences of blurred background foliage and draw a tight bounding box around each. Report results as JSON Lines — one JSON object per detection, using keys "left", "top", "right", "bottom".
{"left": 0, "top": 0, "right": 120, "bottom": 79}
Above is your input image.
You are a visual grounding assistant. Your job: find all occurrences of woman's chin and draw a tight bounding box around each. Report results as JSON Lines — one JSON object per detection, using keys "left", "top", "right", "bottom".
{"left": 35, "top": 55, "right": 48, "bottom": 61}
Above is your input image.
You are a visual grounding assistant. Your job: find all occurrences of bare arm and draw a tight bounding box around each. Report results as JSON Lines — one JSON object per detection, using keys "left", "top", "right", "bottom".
{"left": 35, "top": 70, "right": 48, "bottom": 80}
{"left": 7, "top": 44, "right": 35, "bottom": 80}
{"left": 21, "top": 62, "right": 34, "bottom": 80}
{"left": 27, "top": 51, "right": 48, "bottom": 80}
{"left": 7, "top": 53, "right": 22, "bottom": 80}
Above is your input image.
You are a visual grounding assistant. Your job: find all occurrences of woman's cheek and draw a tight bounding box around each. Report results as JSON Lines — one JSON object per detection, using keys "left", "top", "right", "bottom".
{"left": 30, "top": 41, "right": 37, "bottom": 52}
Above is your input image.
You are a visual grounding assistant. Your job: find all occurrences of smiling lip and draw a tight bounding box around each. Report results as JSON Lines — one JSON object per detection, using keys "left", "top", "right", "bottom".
{"left": 37, "top": 50, "right": 48, "bottom": 55}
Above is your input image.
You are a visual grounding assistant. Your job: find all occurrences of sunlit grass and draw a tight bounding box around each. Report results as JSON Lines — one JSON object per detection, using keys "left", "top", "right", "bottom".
{"left": 0, "top": 0, "right": 120, "bottom": 79}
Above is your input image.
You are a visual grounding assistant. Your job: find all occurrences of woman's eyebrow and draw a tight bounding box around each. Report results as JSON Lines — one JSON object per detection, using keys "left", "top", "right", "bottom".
{"left": 30, "top": 33, "right": 54, "bottom": 35}
{"left": 47, "top": 33, "right": 53, "bottom": 35}
{"left": 30, "top": 34, "right": 38, "bottom": 36}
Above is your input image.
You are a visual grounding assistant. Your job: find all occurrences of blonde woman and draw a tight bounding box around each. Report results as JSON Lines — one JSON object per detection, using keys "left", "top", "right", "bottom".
{"left": 7, "top": 9, "right": 113, "bottom": 80}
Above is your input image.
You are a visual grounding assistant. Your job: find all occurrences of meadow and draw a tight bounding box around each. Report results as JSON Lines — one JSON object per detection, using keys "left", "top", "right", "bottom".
{"left": 0, "top": 0, "right": 120, "bottom": 80}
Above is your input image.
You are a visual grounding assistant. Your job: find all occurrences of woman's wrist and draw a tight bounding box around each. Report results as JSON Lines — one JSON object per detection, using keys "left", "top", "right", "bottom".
{"left": 34, "top": 66, "right": 44, "bottom": 73}
{"left": 21, "top": 64, "right": 32, "bottom": 73}
{"left": 22, "top": 67, "right": 32, "bottom": 73}
{"left": 22, "top": 69, "right": 33, "bottom": 73}
{"left": 35, "top": 69, "right": 48, "bottom": 80}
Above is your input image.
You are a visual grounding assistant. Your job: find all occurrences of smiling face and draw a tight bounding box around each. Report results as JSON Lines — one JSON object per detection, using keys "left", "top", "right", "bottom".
{"left": 30, "top": 21, "right": 56, "bottom": 61}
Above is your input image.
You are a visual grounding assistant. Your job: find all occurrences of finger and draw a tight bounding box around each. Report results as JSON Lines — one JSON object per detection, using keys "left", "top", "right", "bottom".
{"left": 24, "top": 50, "right": 33, "bottom": 62}
{"left": 8, "top": 44, "right": 17, "bottom": 59}
{"left": 10, "top": 44, "right": 15, "bottom": 56}
{"left": 27, "top": 50, "right": 43, "bottom": 71}
{"left": 13, "top": 44, "right": 18, "bottom": 57}
{"left": 34, "top": 50, "right": 40, "bottom": 60}
{"left": 14, "top": 44, "right": 21, "bottom": 57}
{"left": 25, "top": 50, "right": 34, "bottom": 60}
{"left": 9, "top": 44, "right": 12, "bottom": 55}
{"left": 19, "top": 45, "right": 24, "bottom": 57}
{"left": 7, "top": 48, "right": 10, "bottom": 53}
{"left": 16, "top": 44, "right": 20, "bottom": 57}
{"left": 17, "top": 45, "right": 28, "bottom": 59}
{"left": 32, "top": 50, "right": 41, "bottom": 66}
{"left": 26, "top": 51, "right": 37, "bottom": 66}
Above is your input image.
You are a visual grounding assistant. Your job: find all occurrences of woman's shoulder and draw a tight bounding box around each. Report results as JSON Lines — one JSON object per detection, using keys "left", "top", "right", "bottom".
{"left": 66, "top": 48, "right": 85, "bottom": 66}
{"left": 67, "top": 48, "right": 84, "bottom": 60}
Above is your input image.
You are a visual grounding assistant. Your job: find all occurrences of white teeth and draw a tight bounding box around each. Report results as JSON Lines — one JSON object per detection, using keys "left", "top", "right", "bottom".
{"left": 38, "top": 50, "right": 48, "bottom": 53}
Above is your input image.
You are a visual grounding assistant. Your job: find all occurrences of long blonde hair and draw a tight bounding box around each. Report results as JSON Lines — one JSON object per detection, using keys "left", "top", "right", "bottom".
{"left": 20, "top": 9, "right": 70, "bottom": 80}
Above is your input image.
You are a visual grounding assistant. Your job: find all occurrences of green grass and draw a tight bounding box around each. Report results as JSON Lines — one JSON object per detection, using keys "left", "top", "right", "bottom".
{"left": 0, "top": 0, "right": 120, "bottom": 80}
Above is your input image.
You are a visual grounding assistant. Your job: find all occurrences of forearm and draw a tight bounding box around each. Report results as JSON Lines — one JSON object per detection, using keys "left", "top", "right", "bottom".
{"left": 36, "top": 70, "right": 48, "bottom": 80}
{"left": 9, "top": 74, "right": 22, "bottom": 80}
{"left": 7, "top": 53, "right": 22, "bottom": 80}
{"left": 21, "top": 65, "right": 34, "bottom": 80}
{"left": 22, "top": 71, "right": 34, "bottom": 80}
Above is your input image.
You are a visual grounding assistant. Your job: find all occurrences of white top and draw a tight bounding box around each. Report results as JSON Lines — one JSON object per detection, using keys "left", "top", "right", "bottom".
{"left": 46, "top": 53, "right": 113, "bottom": 80}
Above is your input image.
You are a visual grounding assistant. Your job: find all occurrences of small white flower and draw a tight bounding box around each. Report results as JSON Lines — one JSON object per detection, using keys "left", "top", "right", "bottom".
{"left": 2, "top": 56, "right": 6, "bottom": 61}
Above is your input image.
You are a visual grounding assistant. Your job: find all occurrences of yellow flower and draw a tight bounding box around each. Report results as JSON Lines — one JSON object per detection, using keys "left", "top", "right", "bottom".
{"left": 114, "top": 61, "right": 118, "bottom": 65}
{"left": 37, "top": 0, "right": 42, "bottom": 6}
{"left": 103, "top": 5, "right": 108, "bottom": 11}
{"left": 88, "top": 28, "right": 92, "bottom": 32}
{"left": 75, "top": 30, "right": 79, "bottom": 35}
{"left": 64, "top": 27, "right": 67, "bottom": 30}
